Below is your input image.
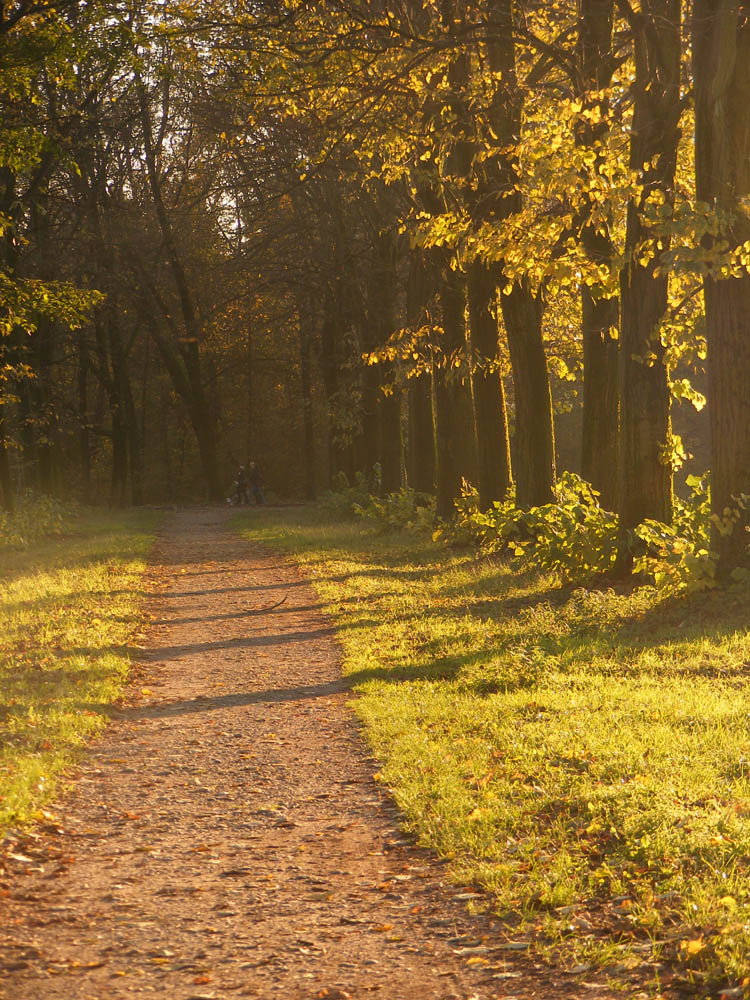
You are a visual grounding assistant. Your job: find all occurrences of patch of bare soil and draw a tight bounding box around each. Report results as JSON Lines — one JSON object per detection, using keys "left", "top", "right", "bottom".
{"left": 0, "top": 507, "right": 619, "bottom": 999}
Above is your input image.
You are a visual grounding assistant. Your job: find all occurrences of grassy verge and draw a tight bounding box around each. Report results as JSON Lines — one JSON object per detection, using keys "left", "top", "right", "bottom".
{"left": 0, "top": 508, "right": 161, "bottom": 832}
{"left": 236, "top": 506, "right": 750, "bottom": 996}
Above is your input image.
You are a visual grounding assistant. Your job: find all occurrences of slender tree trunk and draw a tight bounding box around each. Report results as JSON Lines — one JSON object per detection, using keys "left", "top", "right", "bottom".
{"left": 375, "top": 227, "right": 402, "bottom": 493}
{"left": 123, "top": 371, "right": 143, "bottom": 506}
{"left": 408, "top": 375, "right": 435, "bottom": 494}
{"left": 501, "top": 281, "right": 556, "bottom": 507}
{"left": 319, "top": 295, "right": 350, "bottom": 483}
{"left": 244, "top": 326, "right": 254, "bottom": 463}
{"left": 379, "top": 368, "right": 402, "bottom": 494}
{"left": 617, "top": 0, "right": 681, "bottom": 560}
{"left": 17, "top": 375, "right": 37, "bottom": 491}
{"left": 434, "top": 265, "right": 477, "bottom": 519}
{"left": 581, "top": 291, "right": 619, "bottom": 508}
{"left": 298, "top": 302, "right": 317, "bottom": 500}
{"left": 694, "top": 1, "right": 750, "bottom": 572}
{"left": 578, "top": 0, "right": 619, "bottom": 508}
{"left": 111, "top": 402, "right": 128, "bottom": 508}
{"left": 405, "top": 251, "right": 436, "bottom": 493}
{"left": 467, "top": 259, "right": 512, "bottom": 509}
{"left": 0, "top": 408, "right": 13, "bottom": 514}
{"left": 77, "top": 329, "right": 91, "bottom": 496}
{"left": 482, "top": 0, "right": 555, "bottom": 508}
{"left": 34, "top": 317, "right": 55, "bottom": 494}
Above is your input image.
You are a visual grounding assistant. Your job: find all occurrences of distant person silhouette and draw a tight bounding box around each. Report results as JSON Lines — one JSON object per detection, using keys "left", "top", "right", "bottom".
{"left": 248, "top": 461, "right": 266, "bottom": 505}
{"left": 235, "top": 465, "right": 249, "bottom": 504}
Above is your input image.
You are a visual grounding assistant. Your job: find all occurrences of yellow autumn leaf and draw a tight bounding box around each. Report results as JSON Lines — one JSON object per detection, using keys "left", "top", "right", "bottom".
{"left": 680, "top": 938, "right": 704, "bottom": 956}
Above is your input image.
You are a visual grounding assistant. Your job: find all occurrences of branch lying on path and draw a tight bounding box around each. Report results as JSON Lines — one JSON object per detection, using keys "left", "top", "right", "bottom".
{"left": 242, "top": 595, "right": 288, "bottom": 614}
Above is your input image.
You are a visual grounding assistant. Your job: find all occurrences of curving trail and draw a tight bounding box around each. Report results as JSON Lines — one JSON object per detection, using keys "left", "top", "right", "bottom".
{"left": 0, "top": 507, "right": 577, "bottom": 1000}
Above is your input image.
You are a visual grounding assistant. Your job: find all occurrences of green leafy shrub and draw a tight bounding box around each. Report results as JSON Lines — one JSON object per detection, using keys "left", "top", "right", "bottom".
{"left": 354, "top": 487, "right": 435, "bottom": 533}
{"left": 633, "top": 474, "right": 750, "bottom": 594}
{"left": 0, "top": 492, "right": 82, "bottom": 550}
{"left": 318, "top": 466, "right": 381, "bottom": 518}
{"left": 446, "top": 471, "right": 618, "bottom": 582}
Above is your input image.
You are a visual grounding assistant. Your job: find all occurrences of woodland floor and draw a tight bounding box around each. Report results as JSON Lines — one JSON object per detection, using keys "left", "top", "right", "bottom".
{"left": 0, "top": 507, "right": 622, "bottom": 1000}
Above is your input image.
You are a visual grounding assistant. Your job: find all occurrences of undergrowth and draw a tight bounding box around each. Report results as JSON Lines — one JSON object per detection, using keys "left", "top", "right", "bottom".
{"left": 0, "top": 491, "right": 83, "bottom": 550}
{"left": 0, "top": 508, "right": 160, "bottom": 832}
{"left": 236, "top": 505, "right": 750, "bottom": 997}
{"left": 327, "top": 470, "right": 746, "bottom": 596}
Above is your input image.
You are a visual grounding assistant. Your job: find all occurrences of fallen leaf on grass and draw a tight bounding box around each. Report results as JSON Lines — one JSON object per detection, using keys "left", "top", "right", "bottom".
{"left": 680, "top": 939, "right": 704, "bottom": 957}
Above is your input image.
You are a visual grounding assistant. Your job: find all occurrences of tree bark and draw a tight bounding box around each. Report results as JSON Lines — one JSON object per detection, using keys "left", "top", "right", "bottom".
{"left": 297, "top": 301, "right": 317, "bottom": 500}
{"left": 0, "top": 408, "right": 13, "bottom": 514}
{"left": 577, "top": 0, "right": 620, "bottom": 508}
{"left": 467, "top": 259, "right": 512, "bottom": 509}
{"left": 406, "top": 251, "right": 435, "bottom": 493}
{"left": 434, "top": 265, "right": 477, "bottom": 519}
{"left": 581, "top": 291, "right": 619, "bottom": 508}
{"left": 481, "top": 0, "right": 555, "bottom": 508}
{"left": 693, "top": 1, "right": 750, "bottom": 571}
{"left": 501, "top": 280, "right": 556, "bottom": 507}
{"left": 77, "top": 329, "right": 91, "bottom": 495}
{"left": 319, "top": 291, "right": 352, "bottom": 484}
{"left": 617, "top": 0, "right": 681, "bottom": 560}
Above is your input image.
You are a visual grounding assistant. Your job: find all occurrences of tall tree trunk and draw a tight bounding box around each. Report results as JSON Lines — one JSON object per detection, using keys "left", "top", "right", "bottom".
{"left": 467, "top": 259, "right": 512, "bottom": 509}
{"left": 406, "top": 252, "right": 436, "bottom": 493}
{"left": 77, "top": 329, "right": 91, "bottom": 496}
{"left": 577, "top": 0, "right": 619, "bottom": 508}
{"left": 617, "top": 0, "right": 681, "bottom": 560}
{"left": 501, "top": 281, "right": 556, "bottom": 507}
{"left": 581, "top": 291, "right": 619, "bottom": 507}
{"left": 123, "top": 370, "right": 143, "bottom": 506}
{"left": 245, "top": 326, "right": 254, "bottom": 464}
{"left": 298, "top": 301, "right": 317, "bottom": 500}
{"left": 481, "top": 0, "right": 555, "bottom": 508}
{"left": 319, "top": 293, "right": 351, "bottom": 483}
{"left": 408, "top": 375, "right": 435, "bottom": 494}
{"left": 694, "top": 2, "right": 750, "bottom": 572}
{"left": 434, "top": 265, "right": 477, "bottom": 519}
{"left": 379, "top": 367, "right": 402, "bottom": 494}
{"left": 0, "top": 407, "right": 13, "bottom": 514}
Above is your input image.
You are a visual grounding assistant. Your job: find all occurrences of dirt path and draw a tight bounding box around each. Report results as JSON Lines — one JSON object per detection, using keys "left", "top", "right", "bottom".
{"left": 0, "top": 507, "right": 583, "bottom": 1000}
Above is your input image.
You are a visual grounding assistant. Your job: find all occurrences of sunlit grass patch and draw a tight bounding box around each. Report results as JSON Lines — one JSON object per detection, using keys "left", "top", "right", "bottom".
{"left": 235, "top": 506, "right": 750, "bottom": 992}
{"left": 0, "top": 509, "right": 160, "bottom": 831}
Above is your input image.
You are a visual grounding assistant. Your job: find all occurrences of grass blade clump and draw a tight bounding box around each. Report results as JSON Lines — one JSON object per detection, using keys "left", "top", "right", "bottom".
{"left": 0, "top": 509, "right": 160, "bottom": 831}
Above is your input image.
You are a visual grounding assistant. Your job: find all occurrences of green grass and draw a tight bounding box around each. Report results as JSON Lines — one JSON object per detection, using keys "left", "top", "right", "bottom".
{"left": 0, "top": 508, "right": 160, "bottom": 831}
{"left": 235, "top": 505, "right": 750, "bottom": 995}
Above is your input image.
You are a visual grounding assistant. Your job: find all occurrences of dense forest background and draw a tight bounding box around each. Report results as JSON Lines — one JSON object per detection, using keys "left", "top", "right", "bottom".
{"left": 2, "top": 0, "right": 749, "bottom": 570}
